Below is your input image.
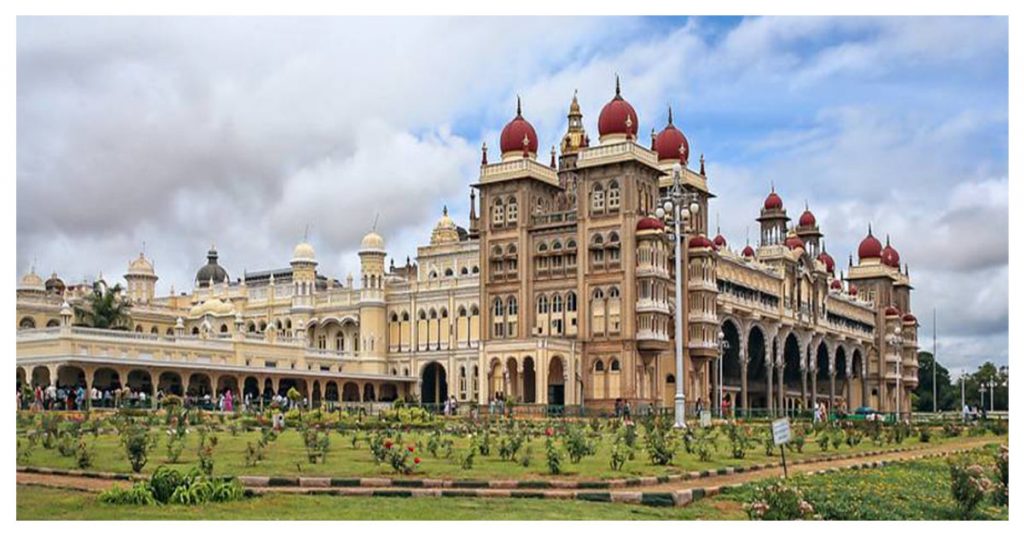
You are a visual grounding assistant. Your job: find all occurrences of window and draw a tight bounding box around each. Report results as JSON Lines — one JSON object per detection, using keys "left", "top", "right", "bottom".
{"left": 607, "top": 180, "right": 620, "bottom": 210}
{"left": 493, "top": 199, "right": 504, "bottom": 226}
{"left": 552, "top": 294, "right": 563, "bottom": 313}
{"left": 444, "top": 267, "right": 454, "bottom": 277}
{"left": 507, "top": 196, "right": 518, "bottom": 223}
{"left": 566, "top": 292, "right": 577, "bottom": 312}
{"left": 610, "top": 359, "right": 621, "bottom": 371}
{"left": 595, "top": 360, "right": 605, "bottom": 372}
{"left": 507, "top": 296, "right": 518, "bottom": 316}
{"left": 592, "top": 183, "right": 605, "bottom": 212}
{"left": 537, "top": 295, "right": 549, "bottom": 313}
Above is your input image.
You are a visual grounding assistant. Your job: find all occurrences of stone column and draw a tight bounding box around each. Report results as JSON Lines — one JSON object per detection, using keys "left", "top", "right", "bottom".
{"left": 739, "top": 350, "right": 749, "bottom": 417}
{"left": 765, "top": 359, "right": 774, "bottom": 417}
{"left": 829, "top": 371, "right": 836, "bottom": 411}
{"left": 776, "top": 363, "right": 784, "bottom": 416}
{"left": 811, "top": 368, "right": 818, "bottom": 407}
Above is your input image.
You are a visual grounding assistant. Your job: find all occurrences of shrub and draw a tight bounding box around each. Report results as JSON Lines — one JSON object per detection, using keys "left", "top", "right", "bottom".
{"left": 948, "top": 456, "right": 993, "bottom": 519}
{"left": 120, "top": 422, "right": 156, "bottom": 473}
{"left": 622, "top": 422, "right": 638, "bottom": 449}
{"left": 545, "top": 436, "right": 563, "bottom": 475}
{"left": 519, "top": 445, "right": 533, "bottom": 468}
{"left": 75, "top": 439, "right": 94, "bottom": 469}
{"left": 993, "top": 446, "right": 1008, "bottom": 507}
{"left": 791, "top": 428, "right": 806, "bottom": 453}
{"left": 967, "top": 424, "right": 988, "bottom": 437}
{"left": 645, "top": 425, "right": 680, "bottom": 465}
{"left": 609, "top": 436, "right": 630, "bottom": 471}
{"left": 724, "top": 423, "right": 752, "bottom": 459}
{"left": 845, "top": 429, "right": 863, "bottom": 447}
{"left": 987, "top": 420, "right": 1008, "bottom": 436}
{"left": 562, "top": 425, "right": 596, "bottom": 464}
{"left": 692, "top": 427, "right": 717, "bottom": 463}
{"left": 942, "top": 422, "right": 962, "bottom": 438}
{"left": 498, "top": 430, "right": 525, "bottom": 461}
{"left": 477, "top": 428, "right": 492, "bottom": 456}
{"left": 830, "top": 429, "right": 845, "bottom": 450}
{"left": 196, "top": 427, "right": 218, "bottom": 476}
{"left": 816, "top": 430, "right": 831, "bottom": 452}
{"left": 100, "top": 481, "right": 157, "bottom": 506}
{"left": 301, "top": 425, "right": 331, "bottom": 464}
{"left": 385, "top": 443, "right": 418, "bottom": 475}
{"left": 918, "top": 426, "right": 932, "bottom": 443}
{"left": 16, "top": 437, "right": 33, "bottom": 465}
{"left": 165, "top": 428, "right": 187, "bottom": 463}
{"left": 458, "top": 442, "right": 476, "bottom": 470}
{"left": 744, "top": 481, "right": 819, "bottom": 520}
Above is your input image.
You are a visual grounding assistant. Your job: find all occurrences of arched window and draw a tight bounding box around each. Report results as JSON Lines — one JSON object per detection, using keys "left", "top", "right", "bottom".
{"left": 537, "top": 295, "right": 549, "bottom": 313}
{"left": 220, "top": 324, "right": 229, "bottom": 333}
{"left": 492, "top": 245, "right": 504, "bottom": 257}
{"left": 402, "top": 311, "right": 410, "bottom": 322}
{"left": 493, "top": 198, "right": 504, "bottom": 226}
{"left": 460, "top": 266, "right": 469, "bottom": 275}
{"left": 493, "top": 297, "right": 505, "bottom": 317}
{"left": 566, "top": 291, "right": 577, "bottom": 312}
{"left": 507, "top": 296, "right": 518, "bottom": 315}
{"left": 593, "top": 288, "right": 605, "bottom": 300}
{"left": 418, "top": 310, "right": 427, "bottom": 321}
{"left": 609, "top": 286, "right": 620, "bottom": 298}
{"left": 441, "top": 308, "right": 449, "bottom": 319}
{"left": 552, "top": 294, "right": 563, "bottom": 313}
{"left": 594, "top": 360, "right": 605, "bottom": 372}
{"left": 390, "top": 312, "right": 399, "bottom": 322}
{"left": 471, "top": 266, "right": 480, "bottom": 274}
{"left": 444, "top": 267, "right": 454, "bottom": 277}
{"left": 537, "top": 241, "right": 547, "bottom": 254}
{"left": 429, "top": 308, "right": 438, "bottom": 320}
{"left": 610, "top": 359, "right": 621, "bottom": 371}
{"left": 607, "top": 180, "right": 621, "bottom": 210}
{"left": 506, "top": 196, "right": 518, "bottom": 223}
{"left": 507, "top": 244, "right": 518, "bottom": 256}
{"left": 458, "top": 306, "right": 467, "bottom": 317}
{"left": 592, "top": 183, "right": 605, "bottom": 212}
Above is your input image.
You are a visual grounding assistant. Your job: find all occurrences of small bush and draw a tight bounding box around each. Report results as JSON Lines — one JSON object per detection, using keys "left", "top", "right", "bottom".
{"left": 948, "top": 456, "right": 993, "bottom": 519}
{"left": 562, "top": 425, "right": 596, "bottom": 464}
{"left": 545, "top": 436, "right": 563, "bottom": 475}
{"left": 744, "top": 481, "right": 818, "bottom": 520}
{"left": 993, "top": 446, "right": 1008, "bottom": 507}
{"left": 918, "top": 426, "right": 932, "bottom": 443}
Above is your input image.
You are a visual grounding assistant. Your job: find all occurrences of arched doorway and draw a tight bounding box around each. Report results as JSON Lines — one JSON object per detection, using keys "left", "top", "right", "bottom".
{"left": 522, "top": 357, "right": 537, "bottom": 403}
{"left": 31, "top": 366, "right": 51, "bottom": 388}
{"left": 721, "top": 319, "right": 743, "bottom": 408}
{"left": 158, "top": 371, "right": 183, "bottom": 396}
{"left": 216, "top": 376, "right": 239, "bottom": 397}
{"left": 243, "top": 377, "right": 260, "bottom": 400}
{"left": 506, "top": 358, "right": 519, "bottom": 402}
{"left": 746, "top": 326, "right": 767, "bottom": 409}
{"left": 93, "top": 368, "right": 122, "bottom": 392}
{"left": 17, "top": 367, "right": 26, "bottom": 392}
{"left": 311, "top": 380, "right": 322, "bottom": 408}
{"left": 380, "top": 383, "right": 398, "bottom": 402}
{"left": 363, "top": 384, "right": 376, "bottom": 402}
{"left": 324, "top": 381, "right": 340, "bottom": 404}
{"left": 420, "top": 362, "right": 448, "bottom": 405}
{"left": 835, "top": 347, "right": 848, "bottom": 410}
{"left": 816, "top": 343, "right": 830, "bottom": 403}
{"left": 187, "top": 373, "right": 212, "bottom": 398}
{"left": 851, "top": 348, "right": 865, "bottom": 408}
{"left": 126, "top": 370, "right": 152, "bottom": 395}
{"left": 547, "top": 357, "right": 565, "bottom": 406}
{"left": 342, "top": 382, "right": 360, "bottom": 402}
{"left": 57, "top": 365, "right": 86, "bottom": 389}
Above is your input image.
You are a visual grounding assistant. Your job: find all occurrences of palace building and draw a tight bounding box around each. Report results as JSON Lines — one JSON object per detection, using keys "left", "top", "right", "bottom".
{"left": 16, "top": 79, "right": 920, "bottom": 415}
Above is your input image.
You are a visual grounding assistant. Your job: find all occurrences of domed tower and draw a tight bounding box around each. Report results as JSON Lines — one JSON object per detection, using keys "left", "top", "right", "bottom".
{"left": 430, "top": 206, "right": 460, "bottom": 246}
{"left": 124, "top": 252, "right": 158, "bottom": 304}
{"left": 290, "top": 238, "right": 317, "bottom": 312}
{"left": 795, "top": 203, "right": 823, "bottom": 258}
{"left": 45, "top": 272, "right": 66, "bottom": 296}
{"left": 18, "top": 266, "right": 45, "bottom": 295}
{"left": 558, "top": 90, "right": 589, "bottom": 169}
{"left": 757, "top": 186, "right": 789, "bottom": 247}
{"left": 499, "top": 97, "right": 539, "bottom": 162}
{"left": 653, "top": 106, "right": 690, "bottom": 165}
{"left": 597, "top": 75, "right": 639, "bottom": 144}
{"left": 635, "top": 217, "right": 671, "bottom": 354}
{"left": 195, "top": 246, "right": 229, "bottom": 288}
{"left": 358, "top": 229, "right": 387, "bottom": 360}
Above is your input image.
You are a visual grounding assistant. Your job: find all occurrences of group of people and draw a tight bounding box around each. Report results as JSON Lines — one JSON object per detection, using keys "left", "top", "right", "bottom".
{"left": 19, "top": 384, "right": 152, "bottom": 411}
{"left": 442, "top": 396, "right": 459, "bottom": 416}
{"left": 487, "top": 392, "right": 508, "bottom": 415}
{"left": 962, "top": 404, "right": 988, "bottom": 421}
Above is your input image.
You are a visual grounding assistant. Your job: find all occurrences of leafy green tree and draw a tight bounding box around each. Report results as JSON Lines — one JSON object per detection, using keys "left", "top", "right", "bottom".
{"left": 914, "top": 352, "right": 957, "bottom": 411}
{"left": 73, "top": 281, "right": 133, "bottom": 330}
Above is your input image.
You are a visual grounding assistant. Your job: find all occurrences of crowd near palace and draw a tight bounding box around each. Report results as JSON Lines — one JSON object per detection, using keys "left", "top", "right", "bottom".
{"left": 16, "top": 79, "right": 921, "bottom": 417}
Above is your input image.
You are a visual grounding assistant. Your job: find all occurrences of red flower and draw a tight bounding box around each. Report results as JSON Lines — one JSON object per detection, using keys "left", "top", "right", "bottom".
{"left": 384, "top": 440, "right": 393, "bottom": 449}
{"left": 414, "top": 457, "right": 421, "bottom": 464}
{"left": 407, "top": 446, "right": 415, "bottom": 453}
{"left": 545, "top": 427, "right": 554, "bottom": 437}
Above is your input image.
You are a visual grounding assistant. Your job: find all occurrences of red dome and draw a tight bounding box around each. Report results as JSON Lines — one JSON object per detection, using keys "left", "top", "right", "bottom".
{"left": 885, "top": 306, "right": 901, "bottom": 317}
{"left": 817, "top": 251, "right": 835, "bottom": 273}
{"left": 636, "top": 216, "right": 665, "bottom": 231}
{"left": 597, "top": 78, "right": 639, "bottom": 140}
{"left": 858, "top": 228, "right": 883, "bottom": 260}
{"left": 654, "top": 108, "right": 689, "bottom": 162}
{"left": 499, "top": 99, "right": 539, "bottom": 156}
{"left": 764, "top": 191, "right": 783, "bottom": 210}
{"left": 849, "top": 284, "right": 858, "bottom": 296}
{"left": 742, "top": 245, "right": 755, "bottom": 258}
{"left": 902, "top": 313, "right": 917, "bottom": 324}
{"left": 799, "top": 209, "right": 816, "bottom": 227}
{"left": 881, "top": 238, "right": 901, "bottom": 267}
{"left": 830, "top": 278, "right": 842, "bottom": 290}
{"left": 713, "top": 233, "right": 727, "bottom": 248}
{"left": 688, "top": 235, "right": 713, "bottom": 249}
{"left": 785, "top": 234, "right": 805, "bottom": 250}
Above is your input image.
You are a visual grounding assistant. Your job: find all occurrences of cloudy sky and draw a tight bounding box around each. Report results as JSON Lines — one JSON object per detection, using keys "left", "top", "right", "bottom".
{"left": 16, "top": 16, "right": 1007, "bottom": 373}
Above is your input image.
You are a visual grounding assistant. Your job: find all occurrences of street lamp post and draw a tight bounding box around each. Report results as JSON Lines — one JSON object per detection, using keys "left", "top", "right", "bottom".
{"left": 960, "top": 373, "right": 966, "bottom": 422}
{"left": 656, "top": 161, "right": 700, "bottom": 429}
{"left": 979, "top": 383, "right": 987, "bottom": 413}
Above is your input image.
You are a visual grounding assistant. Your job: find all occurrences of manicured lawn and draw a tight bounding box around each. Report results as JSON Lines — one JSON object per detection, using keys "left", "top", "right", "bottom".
{"left": 15, "top": 485, "right": 738, "bottom": 520}
{"left": 16, "top": 423, "right": 969, "bottom": 480}
{"left": 704, "top": 444, "right": 1009, "bottom": 520}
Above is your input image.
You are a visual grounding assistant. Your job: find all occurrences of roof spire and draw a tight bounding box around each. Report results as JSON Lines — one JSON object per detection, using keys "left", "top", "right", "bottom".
{"left": 650, "top": 127, "right": 656, "bottom": 149}
{"left": 770, "top": 180, "right": 775, "bottom": 193}
{"left": 699, "top": 153, "right": 705, "bottom": 176}
{"left": 868, "top": 222, "right": 873, "bottom": 236}
{"left": 885, "top": 234, "right": 891, "bottom": 246}
{"left": 550, "top": 146, "right": 557, "bottom": 168}
{"left": 516, "top": 95, "right": 522, "bottom": 117}
{"left": 615, "top": 73, "right": 621, "bottom": 97}
{"left": 303, "top": 224, "right": 310, "bottom": 241}
{"left": 667, "top": 105, "right": 673, "bottom": 125}
{"left": 442, "top": 205, "right": 448, "bottom": 216}
{"left": 481, "top": 142, "right": 488, "bottom": 165}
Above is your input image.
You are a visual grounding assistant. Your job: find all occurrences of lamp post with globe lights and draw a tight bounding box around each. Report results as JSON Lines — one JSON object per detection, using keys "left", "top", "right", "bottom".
{"left": 656, "top": 160, "right": 701, "bottom": 429}
{"left": 979, "top": 382, "right": 987, "bottom": 413}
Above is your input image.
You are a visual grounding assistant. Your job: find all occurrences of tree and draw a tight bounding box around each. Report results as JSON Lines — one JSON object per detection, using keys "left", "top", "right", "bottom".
{"left": 959, "top": 361, "right": 1008, "bottom": 411}
{"left": 914, "top": 352, "right": 957, "bottom": 412}
{"left": 74, "top": 281, "right": 133, "bottom": 330}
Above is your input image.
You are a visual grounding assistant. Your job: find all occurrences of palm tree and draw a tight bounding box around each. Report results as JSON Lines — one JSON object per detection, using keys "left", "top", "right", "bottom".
{"left": 74, "top": 281, "right": 133, "bottom": 330}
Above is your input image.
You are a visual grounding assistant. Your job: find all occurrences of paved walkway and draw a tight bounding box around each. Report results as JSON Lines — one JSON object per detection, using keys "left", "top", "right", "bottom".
{"left": 17, "top": 437, "right": 1002, "bottom": 507}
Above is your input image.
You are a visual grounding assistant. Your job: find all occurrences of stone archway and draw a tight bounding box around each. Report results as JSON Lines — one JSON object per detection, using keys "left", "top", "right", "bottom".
{"left": 420, "top": 362, "right": 448, "bottom": 405}
{"left": 746, "top": 325, "right": 768, "bottom": 410}
{"left": 506, "top": 358, "right": 520, "bottom": 402}
{"left": 363, "top": 384, "right": 376, "bottom": 402}
{"left": 782, "top": 333, "right": 802, "bottom": 412}
{"left": 17, "top": 367, "right": 26, "bottom": 392}
{"left": 31, "top": 366, "right": 51, "bottom": 389}
{"left": 57, "top": 365, "right": 86, "bottom": 389}
{"left": 216, "top": 376, "right": 239, "bottom": 397}
{"left": 243, "top": 377, "right": 261, "bottom": 400}
{"left": 187, "top": 373, "right": 212, "bottom": 398}
{"left": 522, "top": 357, "right": 537, "bottom": 403}
{"left": 379, "top": 383, "right": 398, "bottom": 402}
{"left": 547, "top": 356, "right": 565, "bottom": 406}
{"left": 815, "top": 343, "right": 830, "bottom": 402}
{"left": 126, "top": 370, "right": 153, "bottom": 395}
{"left": 93, "top": 367, "right": 122, "bottom": 391}
{"left": 342, "top": 382, "right": 360, "bottom": 402}
{"left": 720, "top": 319, "right": 743, "bottom": 408}
{"left": 324, "top": 381, "right": 340, "bottom": 403}
{"left": 158, "top": 371, "right": 183, "bottom": 396}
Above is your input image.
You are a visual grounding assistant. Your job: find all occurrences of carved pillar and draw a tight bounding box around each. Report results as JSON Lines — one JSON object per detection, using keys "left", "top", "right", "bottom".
{"left": 740, "top": 349, "right": 749, "bottom": 417}
{"left": 765, "top": 358, "right": 774, "bottom": 417}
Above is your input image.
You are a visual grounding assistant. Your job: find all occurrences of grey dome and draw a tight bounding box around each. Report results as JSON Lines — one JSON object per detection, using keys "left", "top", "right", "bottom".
{"left": 195, "top": 248, "right": 229, "bottom": 287}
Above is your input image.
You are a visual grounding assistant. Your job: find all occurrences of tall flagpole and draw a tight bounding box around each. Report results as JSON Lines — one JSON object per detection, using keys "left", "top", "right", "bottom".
{"left": 933, "top": 308, "right": 937, "bottom": 414}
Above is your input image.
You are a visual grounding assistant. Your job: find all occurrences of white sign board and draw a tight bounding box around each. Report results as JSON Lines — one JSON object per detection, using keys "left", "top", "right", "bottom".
{"left": 699, "top": 410, "right": 712, "bottom": 428}
{"left": 772, "top": 417, "right": 791, "bottom": 445}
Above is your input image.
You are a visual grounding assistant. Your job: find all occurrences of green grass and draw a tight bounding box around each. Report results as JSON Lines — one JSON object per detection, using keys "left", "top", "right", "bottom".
{"left": 16, "top": 485, "right": 737, "bottom": 520}
{"left": 17, "top": 425, "right": 967, "bottom": 481}
{"left": 705, "top": 443, "right": 1009, "bottom": 520}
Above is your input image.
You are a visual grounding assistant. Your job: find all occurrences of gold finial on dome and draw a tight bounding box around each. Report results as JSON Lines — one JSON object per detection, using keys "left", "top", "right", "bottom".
{"left": 430, "top": 205, "right": 460, "bottom": 246}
